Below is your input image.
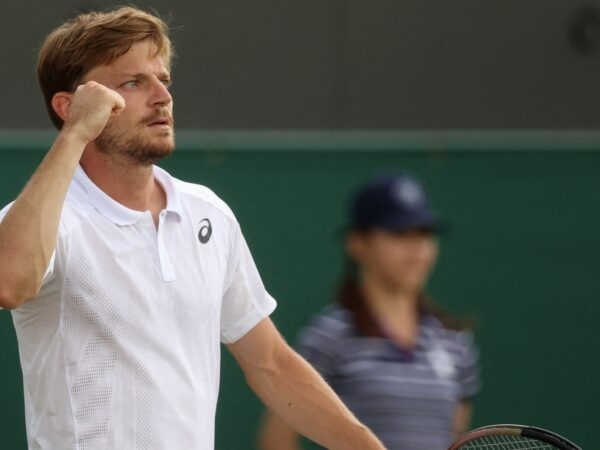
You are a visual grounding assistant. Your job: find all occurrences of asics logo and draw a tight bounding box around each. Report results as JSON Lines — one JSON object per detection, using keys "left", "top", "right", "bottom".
{"left": 198, "top": 219, "right": 212, "bottom": 244}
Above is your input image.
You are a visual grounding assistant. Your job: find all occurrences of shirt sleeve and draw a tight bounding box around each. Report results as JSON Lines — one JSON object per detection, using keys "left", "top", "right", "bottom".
{"left": 296, "top": 310, "right": 342, "bottom": 383}
{"left": 219, "top": 221, "right": 276, "bottom": 343}
{"left": 455, "top": 330, "right": 481, "bottom": 400}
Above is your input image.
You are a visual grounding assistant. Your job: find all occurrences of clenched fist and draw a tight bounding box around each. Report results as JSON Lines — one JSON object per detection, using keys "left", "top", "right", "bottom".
{"left": 61, "top": 81, "right": 125, "bottom": 144}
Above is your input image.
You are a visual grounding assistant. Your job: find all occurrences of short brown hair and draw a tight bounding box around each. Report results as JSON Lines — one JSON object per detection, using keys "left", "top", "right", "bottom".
{"left": 37, "top": 6, "right": 173, "bottom": 129}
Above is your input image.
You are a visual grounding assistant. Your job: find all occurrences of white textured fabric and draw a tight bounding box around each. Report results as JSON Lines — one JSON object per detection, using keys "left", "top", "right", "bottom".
{"left": 0, "top": 165, "right": 276, "bottom": 450}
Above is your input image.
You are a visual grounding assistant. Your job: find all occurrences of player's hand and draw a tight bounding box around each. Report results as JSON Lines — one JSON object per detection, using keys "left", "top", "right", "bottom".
{"left": 60, "top": 81, "right": 126, "bottom": 145}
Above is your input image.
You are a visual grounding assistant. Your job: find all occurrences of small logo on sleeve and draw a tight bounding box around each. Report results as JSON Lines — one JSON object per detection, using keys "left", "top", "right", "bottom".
{"left": 198, "top": 219, "right": 212, "bottom": 244}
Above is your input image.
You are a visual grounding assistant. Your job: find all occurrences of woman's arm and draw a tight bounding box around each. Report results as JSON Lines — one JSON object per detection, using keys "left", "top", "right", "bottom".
{"left": 453, "top": 400, "right": 473, "bottom": 439}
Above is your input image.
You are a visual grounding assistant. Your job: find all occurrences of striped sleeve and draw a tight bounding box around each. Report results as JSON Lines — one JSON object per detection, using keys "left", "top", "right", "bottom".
{"left": 295, "top": 308, "right": 348, "bottom": 382}
{"left": 455, "top": 330, "right": 481, "bottom": 399}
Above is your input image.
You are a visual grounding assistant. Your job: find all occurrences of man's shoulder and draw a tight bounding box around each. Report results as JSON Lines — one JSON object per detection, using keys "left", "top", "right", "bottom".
{"left": 164, "top": 171, "right": 236, "bottom": 222}
{"left": 0, "top": 184, "right": 91, "bottom": 233}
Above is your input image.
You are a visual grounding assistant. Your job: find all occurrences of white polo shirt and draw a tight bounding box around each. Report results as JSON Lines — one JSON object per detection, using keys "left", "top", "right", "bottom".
{"left": 1, "top": 165, "right": 277, "bottom": 450}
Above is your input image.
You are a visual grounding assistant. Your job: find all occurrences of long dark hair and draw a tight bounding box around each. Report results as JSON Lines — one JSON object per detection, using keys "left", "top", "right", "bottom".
{"left": 336, "top": 258, "right": 469, "bottom": 336}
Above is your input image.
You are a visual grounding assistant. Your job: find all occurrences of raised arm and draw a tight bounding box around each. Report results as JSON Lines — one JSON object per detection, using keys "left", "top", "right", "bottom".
{"left": 227, "top": 318, "right": 385, "bottom": 450}
{"left": 0, "top": 82, "right": 124, "bottom": 309}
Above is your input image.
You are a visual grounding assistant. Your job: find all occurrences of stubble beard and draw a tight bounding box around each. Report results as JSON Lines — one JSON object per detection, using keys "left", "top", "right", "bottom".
{"left": 95, "top": 113, "right": 175, "bottom": 166}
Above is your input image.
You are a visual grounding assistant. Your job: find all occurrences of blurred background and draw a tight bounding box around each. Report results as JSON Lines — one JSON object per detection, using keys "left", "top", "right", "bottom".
{"left": 1, "top": 1, "right": 599, "bottom": 448}
{"left": 4, "top": 0, "right": 600, "bottom": 129}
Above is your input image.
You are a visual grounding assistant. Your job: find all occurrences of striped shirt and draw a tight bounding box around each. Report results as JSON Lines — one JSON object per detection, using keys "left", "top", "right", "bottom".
{"left": 297, "top": 305, "right": 480, "bottom": 450}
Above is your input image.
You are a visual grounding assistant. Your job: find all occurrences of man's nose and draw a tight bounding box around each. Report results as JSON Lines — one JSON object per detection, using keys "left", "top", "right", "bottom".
{"left": 150, "top": 79, "right": 172, "bottom": 106}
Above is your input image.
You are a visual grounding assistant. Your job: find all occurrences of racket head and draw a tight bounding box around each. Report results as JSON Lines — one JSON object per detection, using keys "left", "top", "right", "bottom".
{"left": 449, "top": 424, "right": 582, "bottom": 450}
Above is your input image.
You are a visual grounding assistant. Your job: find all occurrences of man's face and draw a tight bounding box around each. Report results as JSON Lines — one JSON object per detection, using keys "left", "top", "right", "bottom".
{"left": 82, "top": 40, "right": 175, "bottom": 165}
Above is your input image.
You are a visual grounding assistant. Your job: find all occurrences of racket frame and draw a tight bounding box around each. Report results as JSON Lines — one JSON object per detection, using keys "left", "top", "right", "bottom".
{"left": 449, "top": 424, "right": 582, "bottom": 450}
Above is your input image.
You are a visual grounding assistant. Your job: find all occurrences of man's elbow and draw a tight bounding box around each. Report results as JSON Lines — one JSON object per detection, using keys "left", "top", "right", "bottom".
{"left": 0, "top": 281, "right": 37, "bottom": 309}
{"left": 242, "top": 359, "right": 279, "bottom": 394}
{"left": 248, "top": 349, "right": 305, "bottom": 393}
{"left": 0, "top": 290, "right": 22, "bottom": 310}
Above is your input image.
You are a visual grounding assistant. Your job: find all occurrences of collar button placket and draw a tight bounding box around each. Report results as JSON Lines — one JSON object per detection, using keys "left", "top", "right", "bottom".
{"left": 156, "top": 214, "right": 176, "bottom": 282}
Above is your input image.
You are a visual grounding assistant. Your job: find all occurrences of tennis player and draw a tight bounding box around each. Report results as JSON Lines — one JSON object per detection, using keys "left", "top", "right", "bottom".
{"left": 0, "top": 7, "right": 384, "bottom": 450}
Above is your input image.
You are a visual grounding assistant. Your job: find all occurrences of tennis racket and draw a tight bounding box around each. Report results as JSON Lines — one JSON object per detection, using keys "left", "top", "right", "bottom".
{"left": 449, "top": 424, "right": 582, "bottom": 449}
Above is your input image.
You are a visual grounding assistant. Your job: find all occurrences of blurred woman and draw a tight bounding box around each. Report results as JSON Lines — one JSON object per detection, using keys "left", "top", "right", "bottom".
{"left": 259, "top": 173, "right": 480, "bottom": 450}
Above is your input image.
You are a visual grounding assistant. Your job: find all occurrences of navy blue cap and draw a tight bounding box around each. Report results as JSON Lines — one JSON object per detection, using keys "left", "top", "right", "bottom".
{"left": 349, "top": 173, "right": 443, "bottom": 233}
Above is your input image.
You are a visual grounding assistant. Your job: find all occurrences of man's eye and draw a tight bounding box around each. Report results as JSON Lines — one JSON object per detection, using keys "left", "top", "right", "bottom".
{"left": 123, "top": 80, "right": 139, "bottom": 88}
{"left": 161, "top": 80, "right": 172, "bottom": 89}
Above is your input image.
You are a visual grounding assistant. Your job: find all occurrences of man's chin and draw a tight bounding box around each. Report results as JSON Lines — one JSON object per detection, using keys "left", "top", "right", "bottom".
{"left": 144, "top": 133, "right": 176, "bottom": 156}
{"left": 94, "top": 128, "right": 176, "bottom": 166}
{"left": 144, "top": 143, "right": 174, "bottom": 162}
{"left": 150, "top": 129, "right": 175, "bottom": 149}
{"left": 121, "top": 140, "right": 175, "bottom": 166}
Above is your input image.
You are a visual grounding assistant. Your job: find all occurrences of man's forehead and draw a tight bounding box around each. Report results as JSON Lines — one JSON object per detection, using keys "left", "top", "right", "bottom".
{"left": 85, "top": 43, "right": 170, "bottom": 80}
{"left": 111, "top": 42, "right": 170, "bottom": 70}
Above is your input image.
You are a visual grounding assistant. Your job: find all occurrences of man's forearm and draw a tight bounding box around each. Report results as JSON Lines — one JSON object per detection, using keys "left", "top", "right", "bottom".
{"left": 242, "top": 343, "right": 385, "bottom": 450}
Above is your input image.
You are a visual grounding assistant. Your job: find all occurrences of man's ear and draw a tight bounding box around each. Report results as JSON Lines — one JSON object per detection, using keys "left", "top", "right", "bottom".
{"left": 51, "top": 92, "right": 73, "bottom": 123}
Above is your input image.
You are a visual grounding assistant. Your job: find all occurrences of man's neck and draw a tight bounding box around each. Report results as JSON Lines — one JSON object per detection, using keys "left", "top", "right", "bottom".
{"left": 80, "top": 148, "right": 166, "bottom": 218}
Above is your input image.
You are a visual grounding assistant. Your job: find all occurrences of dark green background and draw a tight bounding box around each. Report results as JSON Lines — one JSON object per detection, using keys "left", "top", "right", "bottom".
{"left": 1, "top": 131, "right": 597, "bottom": 449}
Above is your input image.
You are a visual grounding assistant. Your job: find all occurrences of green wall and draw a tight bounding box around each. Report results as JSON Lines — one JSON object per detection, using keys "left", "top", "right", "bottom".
{"left": 1, "top": 131, "right": 598, "bottom": 449}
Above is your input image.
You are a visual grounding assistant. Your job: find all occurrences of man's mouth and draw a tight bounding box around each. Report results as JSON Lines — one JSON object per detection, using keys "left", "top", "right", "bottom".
{"left": 147, "top": 118, "right": 173, "bottom": 128}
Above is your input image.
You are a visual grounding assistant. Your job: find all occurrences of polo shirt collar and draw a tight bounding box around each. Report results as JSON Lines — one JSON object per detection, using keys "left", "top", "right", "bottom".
{"left": 74, "top": 165, "right": 183, "bottom": 226}
{"left": 154, "top": 165, "right": 184, "bottom": 221}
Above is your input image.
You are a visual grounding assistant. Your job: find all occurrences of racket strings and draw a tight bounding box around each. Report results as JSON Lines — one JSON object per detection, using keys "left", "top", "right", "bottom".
{"left": 460, "top": 434, "right": 556, "bottom": 449}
